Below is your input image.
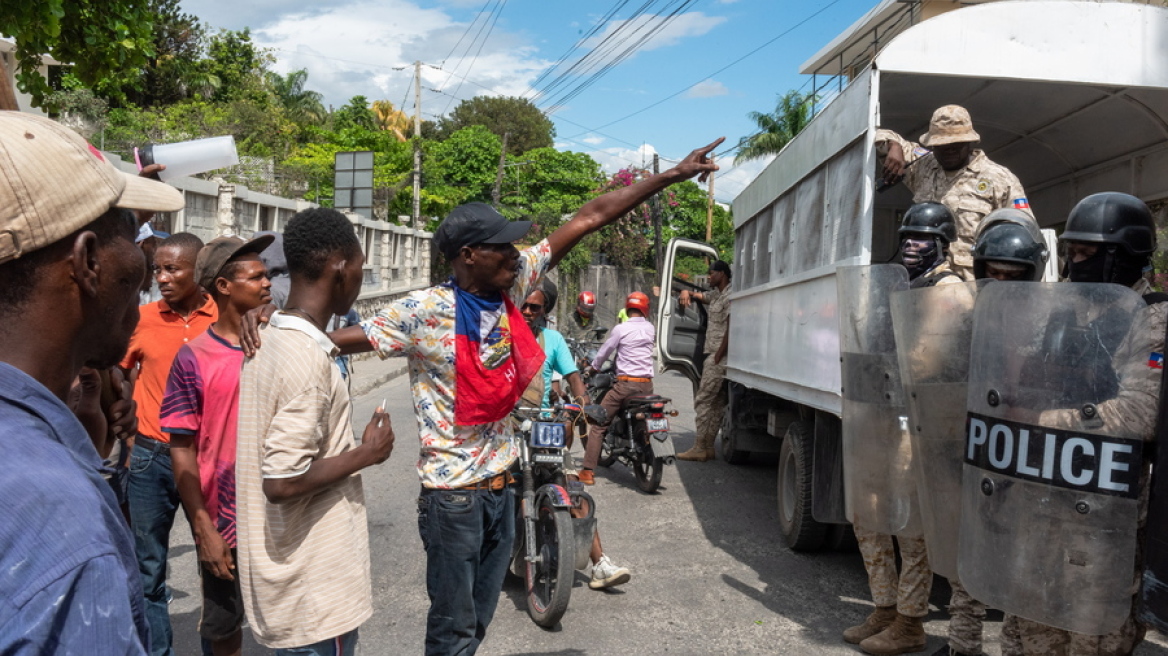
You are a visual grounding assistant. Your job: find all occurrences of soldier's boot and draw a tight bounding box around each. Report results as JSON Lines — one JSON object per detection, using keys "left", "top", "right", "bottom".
{"left": 859, "top": 613, "right": 927, "bottom": 655}
{"left": 677, "top": 435, "right": 715, "bottom": 462}
{"left": 843, "top": 606, "right": 898, "bottom": 644}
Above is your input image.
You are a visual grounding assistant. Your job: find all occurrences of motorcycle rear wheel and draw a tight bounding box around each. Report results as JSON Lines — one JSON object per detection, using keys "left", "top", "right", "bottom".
{"left": 525, "top": 496, "right": 575, "bottom": 627}
{"left": 632, "top": 443, "right": 664, "bottom": 494}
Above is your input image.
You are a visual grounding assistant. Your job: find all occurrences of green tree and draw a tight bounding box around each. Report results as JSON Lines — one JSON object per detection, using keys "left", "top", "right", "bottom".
{"left": 205, "top": 28, "right": 270, "bottom": 105}
{"left": 0, "top": 0, "right": 156, "bottom": 107}
{"left": 332, "top": 95, "right": 376, "bottom": 132}
{"left": 267, "top": 69, "right": 325, "bottom": 125}
{"left": 124, "top": 0, "right": 215, "bottom": 107}
{"left": 438, "top": 96, "right": 554, "bottom": 156}
{"left": 420, "top": 124, "right": 502, "bottom": 217}
{"left": 735, "top": 90, "right": 816, "bottom": 164}
{"left": 499, "top": 147, "right": 603, "bottom": 220}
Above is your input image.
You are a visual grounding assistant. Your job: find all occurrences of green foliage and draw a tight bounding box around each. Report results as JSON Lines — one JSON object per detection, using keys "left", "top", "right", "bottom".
{"left": 420, "top": 125, "right": 502, "bottom": 217}
{"left": 735, "top": 89, "right": 817, "bottom": 164}
{"left": 499, "top": 148, "right": 604, "bottom": 221}
{"left": 125, "top": 0, "right": 211, "bottom": 107}
{"left": 437, "top": 95, "right": 554, "bottom": 156}
{"left": 661, "top": 180, "right": 734, "bottom": 259}
{"left": 204, "top": 28, "right": 271, "bottom": 105}
{"left": 332, "top": 95, "right": 377, "bottom": 132}
{"left": 268, "top": 69, "right": 325, "bottom": 125}
{"left": 1, "top": 0, "right": 156, "bottom": 106}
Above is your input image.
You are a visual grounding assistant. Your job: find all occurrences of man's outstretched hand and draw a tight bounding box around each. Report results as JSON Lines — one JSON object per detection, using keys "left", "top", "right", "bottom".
{"left": 673, "top": 137, "right": 724, "bottom": 184}
{"left": 241, "top": 303, "right": 278, "bottom": 356}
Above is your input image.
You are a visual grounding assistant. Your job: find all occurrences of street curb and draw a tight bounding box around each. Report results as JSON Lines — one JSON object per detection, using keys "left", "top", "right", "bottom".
{"left": 350, "top": 363, "right": 409, "bottom": 398}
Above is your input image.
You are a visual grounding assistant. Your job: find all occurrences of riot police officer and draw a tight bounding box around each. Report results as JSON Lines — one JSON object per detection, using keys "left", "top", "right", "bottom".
{"left": 972, "top": 209, "right": 1049, "bottom": 282}
{"left": 901, "top": 201, "right": 962, "bottom": 288}
{"left": 921, "top": 211, "right": 1049, "bottom": 656}
{"left": 998, "top": 192, "right": 1162, "bottom": 656}
{"left": 844, "top": 203, "right": 962, "bottom": 656}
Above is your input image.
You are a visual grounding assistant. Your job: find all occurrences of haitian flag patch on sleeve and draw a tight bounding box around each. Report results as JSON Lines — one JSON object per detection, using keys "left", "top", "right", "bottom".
{"left": 1013, "top": 198, "right": 1031, "bottom": 210}
{"left": 1150, "top": 352, "right": 1164, "bottom": 369}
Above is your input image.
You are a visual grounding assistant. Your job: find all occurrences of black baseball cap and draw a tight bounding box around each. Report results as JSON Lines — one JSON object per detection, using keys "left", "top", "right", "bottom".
{"left": 196, "top": 234, "right": 276, "bottom": 291}
{"left": 433, "top": 202, "right": 532, "bottom": 261}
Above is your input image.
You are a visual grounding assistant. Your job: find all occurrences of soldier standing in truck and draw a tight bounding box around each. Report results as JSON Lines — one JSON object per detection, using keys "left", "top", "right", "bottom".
{"left": 877, "top": 104, "right": 1032, "bottom": 281}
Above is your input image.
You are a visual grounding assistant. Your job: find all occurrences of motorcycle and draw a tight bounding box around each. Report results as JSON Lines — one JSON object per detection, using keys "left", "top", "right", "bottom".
{"left": 587, "top": 371, "right": 678, "bottom": 494}
{"left": 509, "top": 403, "right": 601, "bottom": 628}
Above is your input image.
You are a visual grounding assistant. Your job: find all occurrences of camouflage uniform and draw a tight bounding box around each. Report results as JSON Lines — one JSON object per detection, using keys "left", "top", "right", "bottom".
{"left": 693, "top": 286, "right": 731, "bottom": 451}
{"left": 563, "top": 310, "right": 602, "bottom": 345}
{"left": 1002, "top": 278, "right": 1165, "bottom": 655}
{"left": 854, "top": 525, "right": 932, "bottom": 617}
{"left": 910, "top": 260, "right": 963, "bottom": 290}
{"left": 876, "top": 129, "right": 1031, "bottom": 280}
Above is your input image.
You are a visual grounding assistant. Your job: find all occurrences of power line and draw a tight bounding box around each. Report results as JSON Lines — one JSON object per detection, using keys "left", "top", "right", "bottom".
{"left": 439, "top": 0, "right": 496, "bottom": 66}
{"left": 567, "top": 0, "right": 843, "bottom": 137}
{"left": 442, "top": 0, "right": 508, "bottom": 115}
{"left": 526, "top": 0, "right": 632, "bottom": 96}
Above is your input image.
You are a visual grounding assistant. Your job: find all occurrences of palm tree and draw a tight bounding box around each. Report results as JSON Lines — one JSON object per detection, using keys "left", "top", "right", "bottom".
{"left": 372, "top": 100, "right": 411, "bottom": 142}
{"left": 735, "top": 90, "right": 817, "bottom": 164}
{"left": 267, "top": 69, "right": 326, "bottom": 124}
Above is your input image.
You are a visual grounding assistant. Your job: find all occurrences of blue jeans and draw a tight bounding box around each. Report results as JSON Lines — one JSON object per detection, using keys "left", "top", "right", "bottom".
{"left": 417, "top": 487, "right": 515, "bottom": 656}
{"left": 127, "top": 438, "right": 180, "bottom": 656}
{"left": 274, "top": 629, "right": 359, "bottom": 656}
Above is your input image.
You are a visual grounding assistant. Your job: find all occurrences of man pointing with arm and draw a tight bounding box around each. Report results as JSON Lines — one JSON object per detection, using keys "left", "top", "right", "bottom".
{"left": 245, "top": 137, "right": 722, "bottom": 656}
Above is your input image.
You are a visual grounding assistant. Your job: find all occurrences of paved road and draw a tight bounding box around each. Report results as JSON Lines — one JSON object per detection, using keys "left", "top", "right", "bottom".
{"left": 167, "top": 371, "right": 1168, "bottom": 655}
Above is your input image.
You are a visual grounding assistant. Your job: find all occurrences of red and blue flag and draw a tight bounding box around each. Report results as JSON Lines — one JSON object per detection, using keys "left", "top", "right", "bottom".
{"left": 451, "top": 284, "right": 545, "bottom": 425}
{"left": 1013, "top": 198, "right": 1031, "bottom": 210}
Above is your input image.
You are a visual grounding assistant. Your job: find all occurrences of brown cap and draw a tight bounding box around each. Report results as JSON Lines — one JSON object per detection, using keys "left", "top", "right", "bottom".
{"left": 0, "top": 113, "right": 184, "bottom": 265}
{"left": 919, "top": 105, "right": 980, "bottom": 147}
{"left": 196, "top": 234, "right": 276, "bottom": 291}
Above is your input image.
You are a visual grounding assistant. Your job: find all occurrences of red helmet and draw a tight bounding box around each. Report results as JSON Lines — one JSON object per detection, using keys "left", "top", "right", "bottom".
{"left": 625, "top": 291, "right": 650, "bottom": 314}
{"left": 577, "top": 291, "right": 596, "bottom": 317}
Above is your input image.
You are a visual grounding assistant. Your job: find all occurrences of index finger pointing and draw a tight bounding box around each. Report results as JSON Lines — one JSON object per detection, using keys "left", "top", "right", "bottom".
{"left": 695, "top": 137, "right": 726, "bottom": 156}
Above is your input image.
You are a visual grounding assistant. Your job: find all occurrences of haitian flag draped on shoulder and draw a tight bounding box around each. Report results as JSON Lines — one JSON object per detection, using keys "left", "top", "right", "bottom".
{"left": 447, "top": 280, "right": 545, "bottom": 425}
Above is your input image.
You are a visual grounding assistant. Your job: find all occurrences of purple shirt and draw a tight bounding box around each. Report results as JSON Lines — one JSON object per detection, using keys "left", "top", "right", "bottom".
{"left": 592, "top": 317, "right": 655, "bottom": 378}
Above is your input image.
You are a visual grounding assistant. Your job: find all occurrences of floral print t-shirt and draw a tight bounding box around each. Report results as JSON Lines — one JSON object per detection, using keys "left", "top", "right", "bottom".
{"left": 361, "top": 239, "right": 552, "bottom": 489}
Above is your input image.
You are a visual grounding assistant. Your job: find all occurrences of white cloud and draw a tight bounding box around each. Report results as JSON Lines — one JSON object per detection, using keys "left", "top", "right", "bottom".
{"left": 585, "top": 12, "right": 726, "bottom": 53}
{"left": 581, "top": 135, "right": 605, "bottom": 145}
{"left": 587, "top": 144, "right": 659, "bottom": 174}
{"left": 246, "top": 0, "right": 551, "bottom": 111}
{"left": 686, "top": 79, "right": 728, "bottom": 98}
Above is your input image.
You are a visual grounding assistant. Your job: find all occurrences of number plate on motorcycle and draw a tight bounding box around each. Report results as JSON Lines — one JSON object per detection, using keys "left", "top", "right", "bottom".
{"left": 532, "top": 452, "right": 564, "bottom": 464}
{"left": 647, "top": 418, "right": 669, "bottom": 432}
{"left": 530, "top": 422, "right": 566, "bottom": 448}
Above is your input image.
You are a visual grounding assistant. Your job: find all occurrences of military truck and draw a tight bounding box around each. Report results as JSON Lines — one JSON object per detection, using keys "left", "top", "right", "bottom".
{"left": 656, "top": 0, "right": 1168, "bottom": 551}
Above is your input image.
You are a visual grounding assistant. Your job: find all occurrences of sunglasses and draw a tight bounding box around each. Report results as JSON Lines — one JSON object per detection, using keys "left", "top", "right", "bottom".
{"left": 522, "top": 303, "right": 544, "bottom": 312}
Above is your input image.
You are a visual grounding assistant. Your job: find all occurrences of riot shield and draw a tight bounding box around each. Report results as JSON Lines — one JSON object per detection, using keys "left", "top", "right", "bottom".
{"left": 960, "top": 281, "right": 1146, "bottom": 635}
{"left": 890, "top": 280, "right": 982, "bottom": 580}
{"left": 837, "top": 264, "right": 919, "bottom": 536}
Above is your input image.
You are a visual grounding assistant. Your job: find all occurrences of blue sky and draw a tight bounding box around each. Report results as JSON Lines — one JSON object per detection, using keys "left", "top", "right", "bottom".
{"left": 181, "top": 0, "right": 877, "bottom": 202}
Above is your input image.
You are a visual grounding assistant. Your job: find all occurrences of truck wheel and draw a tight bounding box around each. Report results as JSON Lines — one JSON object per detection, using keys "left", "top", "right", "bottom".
{"left": 777, "top": 420, "right": 827, "bottom": 552}
{"left": 719, "top": 405, "right": 750, "bottom": 465}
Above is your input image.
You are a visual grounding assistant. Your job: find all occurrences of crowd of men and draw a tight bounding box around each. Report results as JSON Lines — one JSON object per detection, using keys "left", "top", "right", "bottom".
{"left": 2, "top": 94, "right": 1166, "bottom": 656}
{"left": 0, "top": 110, "right": 721, "bottom": 656}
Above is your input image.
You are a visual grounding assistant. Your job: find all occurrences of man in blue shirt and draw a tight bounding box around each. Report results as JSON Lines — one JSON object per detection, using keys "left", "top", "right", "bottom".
{"left": 0, "top": 113, "right": 184, "bottom": 654}
{"left": 521, "top": 280, "right": 631, "bottom": 590}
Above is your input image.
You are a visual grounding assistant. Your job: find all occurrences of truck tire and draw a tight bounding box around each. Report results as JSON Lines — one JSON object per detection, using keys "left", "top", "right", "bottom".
{"left": 719, "top": 402, "right": 751, "bottom": 465}
{"left": 777, "top": 420, "right": 827, "bottom": 552}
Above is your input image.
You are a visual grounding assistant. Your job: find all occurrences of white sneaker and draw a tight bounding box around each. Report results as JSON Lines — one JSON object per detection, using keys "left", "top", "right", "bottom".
{"left": 589, "top": 555, "right": 631, "bottom": 589}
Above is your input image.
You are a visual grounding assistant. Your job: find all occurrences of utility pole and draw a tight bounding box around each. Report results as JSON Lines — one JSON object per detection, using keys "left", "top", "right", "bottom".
{"left": 705, "top": 153, "right": 716, "bottom": 243}
{"left": 651, "top": 153, "right": 662, "bottom": 272}
{"left": 492, "top": 132, "right": 509, "bottom": 207}
{"left": 412, "top": 60, "right": 422, "bottom": 228}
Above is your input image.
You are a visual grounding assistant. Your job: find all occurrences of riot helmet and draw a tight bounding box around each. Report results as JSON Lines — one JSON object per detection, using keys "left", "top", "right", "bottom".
{"left": 899, "top": 202, "right": 956, "bottom": 280}
{"left": 973, "top": 222, "right": 1049, "bottom": 281}
{"left": 977, "top": 208, "right": 1043, "bottom": 245}
{"left": 899, "top": 201, "right": 958, "bottom": 244}
{"left": 1059, "top": 192, "right": 1156, "bottom": 286}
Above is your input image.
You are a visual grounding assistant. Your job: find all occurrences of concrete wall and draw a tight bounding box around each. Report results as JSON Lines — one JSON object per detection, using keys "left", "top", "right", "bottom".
{"left": 102, "top": 152, "right": 433, "bottom": 316}
{"left": 554, "top": 264, "right": 659, "bottom": 330}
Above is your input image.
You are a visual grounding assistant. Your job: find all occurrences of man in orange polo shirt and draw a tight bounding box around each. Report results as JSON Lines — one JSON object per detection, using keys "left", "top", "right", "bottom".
{"left": 120, "top": 231, "right": 217, "bottom": 656}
